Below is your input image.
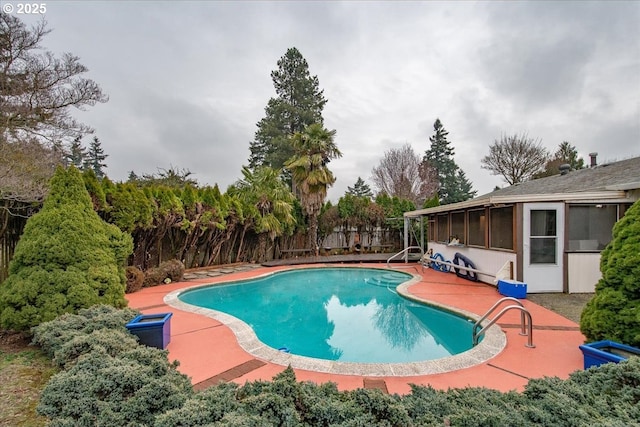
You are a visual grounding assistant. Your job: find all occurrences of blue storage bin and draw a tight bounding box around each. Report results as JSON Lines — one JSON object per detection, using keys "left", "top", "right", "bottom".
{"left": 579, "top": 340, "right": 640, "bottom": 369}
{"left": 497, "top": 279, "right": 527, "bottom": 299}
{"left": 126, "top": 312, "right": 172, "bottom": 349}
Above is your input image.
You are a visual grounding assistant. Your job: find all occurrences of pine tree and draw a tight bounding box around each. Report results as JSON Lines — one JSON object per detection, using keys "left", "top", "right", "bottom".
{"left": 66, "top": 136, "right": 87, "bottom": 169}
{"left": 534, "top": 141, "right": 585, "bottom": 179}
{"left": 346, "top": 177, "right": 373, "bottom": 199}
{"left": 423, "top": 119, "right": 476, "bottom": 204}
{"left": 248, "top": 47, "right": 327, "bottom": 171}
{"left": 86, "top": 136, "right": 108, "bottom": 179}
{"left": 555, "top": 141, "right": 585, "bottom": 170}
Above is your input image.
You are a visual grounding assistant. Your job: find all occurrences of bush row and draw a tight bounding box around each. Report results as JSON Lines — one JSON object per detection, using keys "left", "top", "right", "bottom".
{"left": 32, "top": 306, "right": 640, "bottom": 426}
{"left": 125, "top": 259, "right": 185, "bottom": 294}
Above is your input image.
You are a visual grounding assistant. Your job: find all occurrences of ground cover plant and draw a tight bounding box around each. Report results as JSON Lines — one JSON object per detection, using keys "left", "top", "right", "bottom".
{"left": 32, "top": 305, "right": 193, "bottom": 426}
{"left": 31, "top": 306, "right": 640, "bottom": 427}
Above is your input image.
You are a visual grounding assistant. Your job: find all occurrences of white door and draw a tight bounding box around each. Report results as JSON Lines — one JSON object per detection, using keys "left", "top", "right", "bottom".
{"left": 523, "top": 203, "right": 564, "bottom": 292}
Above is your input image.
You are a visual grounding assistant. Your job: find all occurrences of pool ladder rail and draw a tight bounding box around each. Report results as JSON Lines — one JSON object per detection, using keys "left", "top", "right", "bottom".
{"left": 385, "top": 246, "right": 424, "bottom": 269}
{"left": 473, "top": 297, "right": 535, "bottom": 348}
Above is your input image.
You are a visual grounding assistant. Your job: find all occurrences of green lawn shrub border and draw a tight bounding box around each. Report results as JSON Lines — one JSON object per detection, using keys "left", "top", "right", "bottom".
{"left": 32, "top": 305, "right": 640, "bottom": 426}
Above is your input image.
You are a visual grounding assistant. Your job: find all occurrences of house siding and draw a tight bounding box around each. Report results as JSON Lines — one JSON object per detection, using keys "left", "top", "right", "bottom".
{"left": 567, "top": 253, "right": 601, "bottom": 293}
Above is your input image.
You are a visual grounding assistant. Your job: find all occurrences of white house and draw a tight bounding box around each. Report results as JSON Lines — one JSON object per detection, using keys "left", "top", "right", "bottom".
{"left": 403, "top": 155, "right": 640, "bottom": 293}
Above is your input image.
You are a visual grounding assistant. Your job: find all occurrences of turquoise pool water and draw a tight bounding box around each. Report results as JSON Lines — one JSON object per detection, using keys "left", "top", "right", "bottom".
{"left": 179, "top": 267, "right": 475, "bottom": 363}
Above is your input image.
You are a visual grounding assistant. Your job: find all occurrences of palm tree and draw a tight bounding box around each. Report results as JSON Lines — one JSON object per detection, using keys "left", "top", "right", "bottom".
{"left": 285, "top": 123, "right": 342, "bottom": 254}
{"left": 229, "top": 166, "right": 296, "bottom": 261}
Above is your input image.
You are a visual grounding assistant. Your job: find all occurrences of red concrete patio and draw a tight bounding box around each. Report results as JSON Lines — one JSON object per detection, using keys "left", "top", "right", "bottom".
{"left": 125, "top": 263, "right": 586, "bottom": 394}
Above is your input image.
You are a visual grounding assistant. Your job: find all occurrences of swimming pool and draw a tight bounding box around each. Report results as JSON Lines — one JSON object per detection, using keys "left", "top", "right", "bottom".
{"left": 174, "top": 267, "right": 498, "bottom": 369}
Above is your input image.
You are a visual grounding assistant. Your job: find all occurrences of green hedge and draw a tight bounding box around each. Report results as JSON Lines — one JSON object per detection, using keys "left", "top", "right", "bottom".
{"left": 33, "top": 306, "right": 640, "bottom": 426}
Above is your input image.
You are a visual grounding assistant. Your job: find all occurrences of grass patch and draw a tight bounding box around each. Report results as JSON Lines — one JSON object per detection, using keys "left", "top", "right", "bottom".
{"left": 0, "top": 347, "right": 58, "bottom": 426}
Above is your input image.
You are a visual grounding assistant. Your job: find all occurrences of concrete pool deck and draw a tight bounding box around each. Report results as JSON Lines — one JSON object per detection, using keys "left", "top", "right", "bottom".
{"left": 125, "top": 263, "right": 586, "bottom": 394}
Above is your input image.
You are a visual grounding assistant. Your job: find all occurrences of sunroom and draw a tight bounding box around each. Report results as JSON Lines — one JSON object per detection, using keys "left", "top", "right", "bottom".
{"left": 403, "top": 156, "right": 640, "bottom": 293}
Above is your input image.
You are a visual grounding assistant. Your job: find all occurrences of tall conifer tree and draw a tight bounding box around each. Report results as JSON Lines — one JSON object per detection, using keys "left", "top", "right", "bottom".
{"left": 248, "top": 48, "right": 327, "bottom": 172}
{"left": 86, "top": 136, "right": 108, "bottom": 179}
{"left": 423, "top": 119, "right": 476, "bottom": 204}
{"left": 346, "top": 177, "right": 373, "bottom": 199}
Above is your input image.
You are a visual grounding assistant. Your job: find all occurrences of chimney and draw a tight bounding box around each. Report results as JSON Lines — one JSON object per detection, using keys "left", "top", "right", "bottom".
{"left": 559, "top": 164, "right": 571, "bottom": 175}
{"left": 589, "top": 152, "right": 598, "bottom": 167}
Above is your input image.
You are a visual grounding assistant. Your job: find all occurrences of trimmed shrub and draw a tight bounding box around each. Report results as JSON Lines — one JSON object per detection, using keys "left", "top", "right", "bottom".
{"left": 51, "top": 328, "right": 139, "bottom": 368}
{"left": 143, "top": 259, "right": 185, "bottom": 287}
{"left": 581, "top": 199, "right": 640, "bottom": 346}
{"left": 143, "top": 266, "right": 165, "bottom": 287}
{"left": 125, "top": 266, "right": 145, "bottom": 293}
{"left": 160, "top": 259, "right": 185, "bottom": 283}
{"left": 37, "top": 347, "right": 193, "bottom": 426}
{"left": 34, "top": 306, "right": 193, "bottom": 426}
{"left": 153, "top": 360, "right": 640, "bottom": 426}
{"left": 32, "top": 304, "right": 139, "bottom": 362}
{"left": 154, "top": 382, "right": 241, "bottom": 427}
{"left": 0, "top": 166, "right": 133, "bottom": 331}
{"left": 32, "top": 307, "right": 640, "bottom": 427}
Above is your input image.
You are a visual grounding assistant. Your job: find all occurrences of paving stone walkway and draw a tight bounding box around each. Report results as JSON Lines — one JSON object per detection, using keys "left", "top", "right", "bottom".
{"left": 182, "top": 263, "right": 263, "bottom": 281}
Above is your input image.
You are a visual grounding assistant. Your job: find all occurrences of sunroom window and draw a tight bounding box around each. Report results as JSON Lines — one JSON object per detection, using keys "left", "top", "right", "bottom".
{"left": 437, "top": 214, "right": 449, "bottom": 243}
{"left": 450, "top": 212, "right": 465, "bottom": 244}
{"left": 489, "top": 206, "right": 513, "bottom": 250}
{"left": 467, "top": 209, "right": 486, "bottom": 247}
{"left": 568, "top": 204, "right": 617, "bottom": 251}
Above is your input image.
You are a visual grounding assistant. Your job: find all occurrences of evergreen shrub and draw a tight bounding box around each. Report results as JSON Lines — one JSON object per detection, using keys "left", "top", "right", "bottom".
{"left": 31, "top": 304, "right": 139, "bottom": 364}
{"left": 125, "top": 266, "right": 145, "bottom": 293}
{"left": 581, "top": 199, "right": 640, "bottom": 346}
{"left": 37, "top": 347, "right": 193, "bottom": 426}
{"left": 143, "top": 259, "right": 185, "bottom": 287}
{"left": 32, "top": 307, "right": 640, "bottom": 426}
{"left": 157, "top": 360, "right": 640, "bottom": 426}
{"left": 0, "top": 166, "right": 133, "bottom": 331}
{"left": 34, "top": 306, "right": 192, "bottom": 426}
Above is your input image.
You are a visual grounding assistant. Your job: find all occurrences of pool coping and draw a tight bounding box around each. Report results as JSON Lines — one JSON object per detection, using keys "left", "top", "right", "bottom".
{"left": 164, "top": 265, "right": 506, "bottom": 377}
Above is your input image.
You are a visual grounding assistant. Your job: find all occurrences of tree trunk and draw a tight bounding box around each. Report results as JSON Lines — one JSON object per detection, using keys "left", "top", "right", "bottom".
{"left": 308, "top": 213, "right": 318, "bottom": 256}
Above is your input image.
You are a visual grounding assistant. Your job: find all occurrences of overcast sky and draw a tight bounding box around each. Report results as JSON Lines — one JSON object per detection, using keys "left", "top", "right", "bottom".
{"left": 14, "top": 1, "right": 640, "bottom": 202}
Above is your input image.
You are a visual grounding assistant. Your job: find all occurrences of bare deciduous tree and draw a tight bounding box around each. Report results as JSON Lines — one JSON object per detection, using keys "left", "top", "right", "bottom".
{"left": 0, "top": 15, "right": 108, "bottom": 144}
{"left": 0, "top": 137, "right": 61, "bottom": 203}
{"left": 481, "top": 133, "right": 549, "bottom": 185}
{"left": 0, "top": 136, "right": 63, "bottom": 237}
{"left": 371, "top": 143, "right": 438, "bottom": 205}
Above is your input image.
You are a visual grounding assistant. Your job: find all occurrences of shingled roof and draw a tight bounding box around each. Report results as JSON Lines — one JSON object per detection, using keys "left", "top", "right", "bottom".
{"left": 479, "top": 156, "right": 640, "bottom": 199}
{"left": 406, "top": 156, "right": 640, "bottom": 216}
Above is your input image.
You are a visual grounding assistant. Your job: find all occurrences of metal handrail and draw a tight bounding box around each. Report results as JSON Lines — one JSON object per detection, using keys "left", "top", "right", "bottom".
{"left": 473, "top": 297, "right": 527, "bottom": 337}
{"left": 386, "top": 246, "right": 424, "bottom": 268}
{"left": 473, "top": 297, "right": 535, "bottom": 348}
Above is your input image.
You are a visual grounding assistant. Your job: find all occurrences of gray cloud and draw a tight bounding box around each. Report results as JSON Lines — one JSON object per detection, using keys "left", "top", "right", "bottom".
{"left": 16, "top": 1, "right": 639, "bottom": 201}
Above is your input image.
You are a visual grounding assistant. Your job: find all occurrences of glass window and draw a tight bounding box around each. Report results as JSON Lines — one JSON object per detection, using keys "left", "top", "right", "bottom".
{"left": 450, "top": 212, "right": 465, "bottom": 244}
{"left": 427, "top": 216, "right": 436, "bottom": 242}
{"left": 490, "top": 206, "right": 513, "bottom": 250}
{"left": 468, "top": 209, "right": 486, "bottom": 247}
{"left": 568, "top": 205, "right": 617, "bottom": 251}
{"left": 437, "top": 214, "right": 449, "bottom": 243}
{"left": 530, "top": 210, "right": 556, "bottom": 264}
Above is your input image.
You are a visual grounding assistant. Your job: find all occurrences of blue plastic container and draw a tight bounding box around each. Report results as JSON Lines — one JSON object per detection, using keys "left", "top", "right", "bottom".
{"left": 579, "top": 340, "right": 640, "bottom": 369}
{"left": 126, "top": 312, "right": 172, "bottom": 349}
{"left": 497, "top": 279, "right": 527, "bottom": 299}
